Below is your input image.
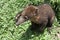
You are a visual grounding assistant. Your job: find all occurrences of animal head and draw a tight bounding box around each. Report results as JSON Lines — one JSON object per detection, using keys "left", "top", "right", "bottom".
{"left": 15, "top": 5, "right": 38, "bottom": 26}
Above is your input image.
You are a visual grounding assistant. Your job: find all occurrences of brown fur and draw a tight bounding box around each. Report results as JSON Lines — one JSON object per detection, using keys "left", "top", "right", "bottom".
{"left": 15, "top": 4, "right": 55, "bottom": 32}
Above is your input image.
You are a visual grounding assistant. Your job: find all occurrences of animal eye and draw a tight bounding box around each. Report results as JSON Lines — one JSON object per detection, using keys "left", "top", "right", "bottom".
{"left": 24, "top": 16, "right": 28, "bottom": 19}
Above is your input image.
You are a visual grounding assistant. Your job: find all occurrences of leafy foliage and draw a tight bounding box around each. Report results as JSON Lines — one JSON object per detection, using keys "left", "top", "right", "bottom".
{"left": 0, "top": 0, "right": 60, "bottom": 40}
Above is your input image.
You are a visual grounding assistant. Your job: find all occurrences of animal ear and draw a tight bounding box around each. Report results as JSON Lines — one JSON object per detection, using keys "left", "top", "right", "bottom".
{"left": 34, "top": 7, "right": 38, "bottom": 15}
{"left": 35, "top": 7, "right": 38, "bottom": 12}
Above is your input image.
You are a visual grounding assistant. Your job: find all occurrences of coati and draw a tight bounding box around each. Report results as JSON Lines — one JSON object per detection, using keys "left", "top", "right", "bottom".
{"left": 15, "top": 4, "right": 55, "bottom": 32}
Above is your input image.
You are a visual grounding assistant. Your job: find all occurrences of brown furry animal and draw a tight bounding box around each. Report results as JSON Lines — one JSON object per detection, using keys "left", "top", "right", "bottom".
{"left": 15, "top": 4, "right": 55, "bottom": 32}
